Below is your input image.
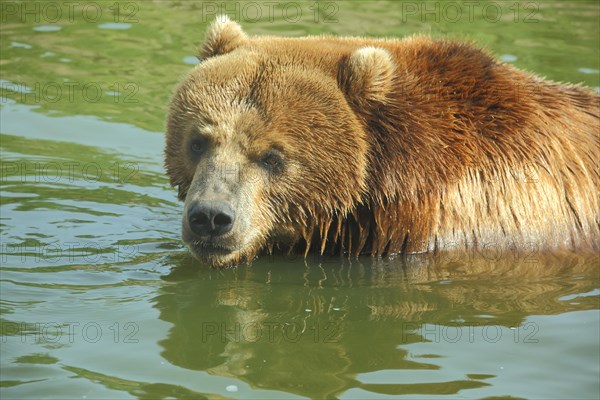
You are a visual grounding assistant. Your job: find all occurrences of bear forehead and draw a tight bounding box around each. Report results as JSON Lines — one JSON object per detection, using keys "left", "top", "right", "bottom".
{"left": 186, "top": 50, "right": 340, "bottom": 101}
{"left": 189, "top": 109, "right": 286, "bottom": 152}
{"left": 178, "top": 53, "right": 346, "bottom": 132}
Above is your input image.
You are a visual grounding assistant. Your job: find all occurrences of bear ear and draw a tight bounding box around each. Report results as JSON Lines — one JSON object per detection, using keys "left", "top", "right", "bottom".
{"left": 338, "top": 47, "right": 395, "bottom": 105}
{"left": 198, "top": 15, "right": 248, "bottom": 60}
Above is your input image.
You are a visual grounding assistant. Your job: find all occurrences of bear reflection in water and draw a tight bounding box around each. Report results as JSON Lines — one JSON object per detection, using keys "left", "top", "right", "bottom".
{"left": 155, "top": 252, "right": 598, "bottom": 397}
{"left": 165, "top": 17, "right": 599, "bottom": 268}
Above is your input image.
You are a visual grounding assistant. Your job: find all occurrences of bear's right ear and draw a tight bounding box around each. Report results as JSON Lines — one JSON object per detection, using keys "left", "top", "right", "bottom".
{"left": 338, "top": 46, "right": 395, "bottom": 106}
{"left": 198, "top": 15, "right": 248, "bottom": 60}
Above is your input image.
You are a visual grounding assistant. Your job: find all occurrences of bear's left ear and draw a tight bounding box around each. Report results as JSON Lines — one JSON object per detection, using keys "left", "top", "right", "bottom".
{"left": 338, "top": 47, "right": 395, "bottom": 106}
{"left": 199, "top": 15, "right": 248, "bottom": 60}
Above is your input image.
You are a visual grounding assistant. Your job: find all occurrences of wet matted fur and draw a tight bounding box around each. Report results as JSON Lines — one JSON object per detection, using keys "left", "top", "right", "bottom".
{"left": 165, "top": 17, "right": 599, "bottom": 267}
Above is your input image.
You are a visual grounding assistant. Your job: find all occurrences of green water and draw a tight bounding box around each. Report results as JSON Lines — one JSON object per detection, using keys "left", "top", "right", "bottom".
{"left": 1, "top": 1, "right": 599, "bottom": 399}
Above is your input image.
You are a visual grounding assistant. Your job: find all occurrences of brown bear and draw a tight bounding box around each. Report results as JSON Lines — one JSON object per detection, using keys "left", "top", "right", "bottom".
{"left": 165, "top": 16, "right": 599, "bottom": 268}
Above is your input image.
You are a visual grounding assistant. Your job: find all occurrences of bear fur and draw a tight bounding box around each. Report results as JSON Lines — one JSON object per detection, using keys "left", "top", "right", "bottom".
{"left": 165, "top": 16, "right": 599, "bottom": 268}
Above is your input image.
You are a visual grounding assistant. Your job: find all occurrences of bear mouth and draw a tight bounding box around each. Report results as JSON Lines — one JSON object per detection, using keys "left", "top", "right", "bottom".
{"left": 191, "top": 239, "right": 235, "bottom": 254}
{"left": 181, "top": 220, "right": 239, "bottom": 255}
{"left": 181, "top": 217, "right": 261, "bottom": 266}
{"left": 186, "top": 238, "right": 250, "bottom": 268}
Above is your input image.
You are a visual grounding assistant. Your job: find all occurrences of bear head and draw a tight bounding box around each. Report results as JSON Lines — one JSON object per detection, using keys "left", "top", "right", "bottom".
{"left": 165, "top": 16, "right": 395, "bottom": 267}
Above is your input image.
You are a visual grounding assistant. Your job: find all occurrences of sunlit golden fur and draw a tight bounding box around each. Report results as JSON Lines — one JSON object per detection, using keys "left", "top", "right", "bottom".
{"left": 165, "top": 16, "right": 599, "bottom": 268}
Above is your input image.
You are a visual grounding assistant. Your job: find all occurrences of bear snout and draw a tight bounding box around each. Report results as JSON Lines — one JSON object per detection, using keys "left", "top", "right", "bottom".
{"left": 187, "top": 200, "right": 235, "bottom": 237}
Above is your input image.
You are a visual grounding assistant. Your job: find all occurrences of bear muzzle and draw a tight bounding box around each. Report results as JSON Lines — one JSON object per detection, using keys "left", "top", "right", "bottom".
{"left": 186, "top": 200, "right": 235, "bottom": 237}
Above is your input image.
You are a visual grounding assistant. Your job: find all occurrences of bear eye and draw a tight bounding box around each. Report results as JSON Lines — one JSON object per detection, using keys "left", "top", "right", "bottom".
{"left": 259, "top": 150, "right": 284, "bottom": 171}
{"left": 190, "top": 136, "right": 208, "bottom": 155}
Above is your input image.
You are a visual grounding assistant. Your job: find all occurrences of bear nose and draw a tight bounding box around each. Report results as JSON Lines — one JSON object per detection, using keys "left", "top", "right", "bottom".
{"left": 187, "top": 200, "right": 235, "bottom": 237}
